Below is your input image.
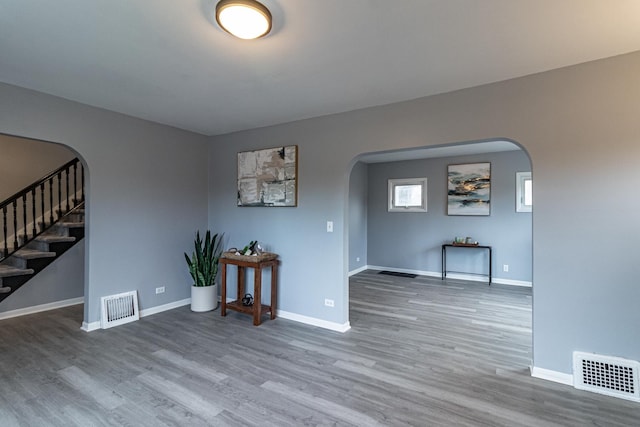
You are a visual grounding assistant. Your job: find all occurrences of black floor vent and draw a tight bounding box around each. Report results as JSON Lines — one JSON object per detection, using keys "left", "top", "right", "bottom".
{"left": 378, "top": 271, "right": 417, "bottom": 278}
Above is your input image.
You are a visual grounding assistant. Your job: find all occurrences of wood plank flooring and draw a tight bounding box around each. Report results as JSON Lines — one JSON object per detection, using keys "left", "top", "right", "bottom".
{"left": 1, "top": 271, "right": 639, "bottom": 426}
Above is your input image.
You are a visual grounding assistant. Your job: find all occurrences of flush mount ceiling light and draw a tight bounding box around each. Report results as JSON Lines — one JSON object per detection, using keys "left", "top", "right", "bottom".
{"left": 215, "top": 0, "right": 272, "bottom": 40}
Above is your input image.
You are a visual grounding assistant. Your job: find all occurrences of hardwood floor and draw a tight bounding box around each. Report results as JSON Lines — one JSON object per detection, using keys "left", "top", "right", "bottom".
{"left": 1, "top": 271, "right": 639, "bottom": 426}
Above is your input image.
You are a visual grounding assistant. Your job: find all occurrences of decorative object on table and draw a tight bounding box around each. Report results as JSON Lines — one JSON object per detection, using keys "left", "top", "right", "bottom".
{"left": 237, "top": 145, "right": 298, "bottom": 207}
{"left": 240, "top": 240, "right": 262, "bottom": 256}
{"left": 227, "top": 240, "right": 265, "bottom": 257}
{"left": 184, "top": 230, "right": 224, "bottom": 312}
{"left": 452, "top": 236, "right": 479, "bottom": 246}
{"left": 241, "top": 293, "right": 254, "bottom": 306}
{"left": 447, "top": 162, "right": 491, "bottom": 216}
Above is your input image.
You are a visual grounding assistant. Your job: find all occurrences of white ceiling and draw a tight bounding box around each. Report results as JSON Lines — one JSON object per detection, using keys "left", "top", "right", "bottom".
{"left": 2, "top": 0, "right": 640, "bottom": 137}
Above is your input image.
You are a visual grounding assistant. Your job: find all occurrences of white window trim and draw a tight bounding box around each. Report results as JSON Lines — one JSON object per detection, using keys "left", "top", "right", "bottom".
{"left": 388, "top": 177, "right": 428, "bottom": 212}
{"left": 516, "top": 171, "right": 532, "bottom": 212}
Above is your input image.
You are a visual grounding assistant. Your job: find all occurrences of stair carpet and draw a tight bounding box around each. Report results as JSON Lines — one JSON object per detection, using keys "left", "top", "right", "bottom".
{"left": 0, "top": 208, "right": 84, "bottom": 298}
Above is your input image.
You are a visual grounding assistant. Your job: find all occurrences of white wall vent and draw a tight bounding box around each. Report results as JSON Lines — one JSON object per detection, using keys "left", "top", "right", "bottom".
{"left": 573, "top": 351, "right": 640, "bottom": 402}
{"left": 100, "top": 291, "right": 139, "bottom": 329}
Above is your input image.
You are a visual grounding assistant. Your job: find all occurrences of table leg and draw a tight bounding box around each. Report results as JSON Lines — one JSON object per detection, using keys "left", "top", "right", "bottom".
{"left": 253, "top": 266, "right": 262, "bottom": 326}
{"left": 220, "top": 262, "right": 227, "bottom": 317}
{"left": 442, "top": 245, "right": 446, "bottom": 280}
{"left": 270, "top": 262, "right": 278, "bottom": 320}
{"left": 237, "top": 266, "right": 245, "bottom": 301}
{"left": 488, "top": 247, "right": 492, "bottom": 285}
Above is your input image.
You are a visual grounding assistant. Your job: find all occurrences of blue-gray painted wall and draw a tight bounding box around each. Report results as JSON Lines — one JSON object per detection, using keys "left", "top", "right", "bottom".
{"left": 0, "top": 83, "right": 209, "bottom": 325}
{"left": 363, "top": 150, "right": 532, "bottom": 282}
{"left": 348, "top": 162, "right": 368, "bottom": 273}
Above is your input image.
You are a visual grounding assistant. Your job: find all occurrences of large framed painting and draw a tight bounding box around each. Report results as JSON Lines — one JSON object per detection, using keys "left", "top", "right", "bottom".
{"left": 237, "top": 145, "right": 298, "bottom": 207}
{"left": 447, "top": 162, "right": 491, "bottom": 215}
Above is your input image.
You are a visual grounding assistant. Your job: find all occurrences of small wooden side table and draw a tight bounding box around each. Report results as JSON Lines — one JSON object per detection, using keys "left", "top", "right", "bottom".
{"left": 220, "top": 252, "right": 279, "bottom": 326}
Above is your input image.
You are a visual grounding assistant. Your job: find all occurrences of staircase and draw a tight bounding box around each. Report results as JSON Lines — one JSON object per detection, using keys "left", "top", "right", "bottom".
{"left": 0, "top": 158, "right": 84, "bottom": 303}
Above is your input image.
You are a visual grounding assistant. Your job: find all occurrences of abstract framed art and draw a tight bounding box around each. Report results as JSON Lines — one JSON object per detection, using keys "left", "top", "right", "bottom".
{"left": 447, "top": 162, "right": 491, "bottom": 215}
{"left": 237, "top": 145, "right": 298, "bottom": 207}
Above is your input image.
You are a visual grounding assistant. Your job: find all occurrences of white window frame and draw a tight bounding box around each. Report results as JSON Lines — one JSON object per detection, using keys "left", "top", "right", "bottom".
{"left": 388, "top": 177, "right": 428, "bottom": 212}
{"left": 516, "top": 172, "right": 532, "bottom": 212}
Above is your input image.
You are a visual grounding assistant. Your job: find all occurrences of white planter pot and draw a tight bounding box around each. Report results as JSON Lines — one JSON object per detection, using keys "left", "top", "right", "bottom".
{"left": 191, "top": 284, "right": 218, "bottom": 312}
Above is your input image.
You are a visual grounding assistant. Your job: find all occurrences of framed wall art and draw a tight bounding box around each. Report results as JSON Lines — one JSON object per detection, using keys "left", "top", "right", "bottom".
{"left": 237, "top": 145, "right": 298, "bottom": 207}
{"left": 447, "top": 162, "right": 490, "bottom": 215}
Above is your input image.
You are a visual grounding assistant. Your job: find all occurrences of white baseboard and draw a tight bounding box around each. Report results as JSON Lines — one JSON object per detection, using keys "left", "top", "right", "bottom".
{"left": 140, "top": 298, "right": 190, "bottom": 318}
{"left": 365, "top": 265, "right": 532, "bottom": 287}
{"left": 531, "top": 366, "right": 574, "bottom": 386}
{"left": 277, "top": 309, "right": 351, "bottom": 333}
{"left": 0, "top": 297, "right": 84, "bottom": 321}
{"left": 82, "top": 298, "right": 191, "bottom": 332}
{"left": 81, "top": 320, "right": 101, "bottom": 332}
{"left": 348, "top": 265, "right": 368, "bottom": 277}
{"left": 221, "top": 297, "right": 350, "bottom": 333}
{"left": 492, "top": 278, "right": 532, "bottom": 287}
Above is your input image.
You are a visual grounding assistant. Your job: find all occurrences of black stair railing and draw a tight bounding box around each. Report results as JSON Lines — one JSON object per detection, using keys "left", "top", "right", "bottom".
{"left": 0, "top": 158, "right": 84, "bottom": 262}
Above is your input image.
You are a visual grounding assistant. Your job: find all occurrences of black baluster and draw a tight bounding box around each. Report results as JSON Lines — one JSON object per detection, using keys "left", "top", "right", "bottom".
{"left": 73, "top": 162, "right": 78, "bottom": 207}
{"left": 2, "top": 206, "right": 7, "bottom": 258}
{"left": 81, "top": 164, "right": 85, "bottom": 203}
{"left": 31, "top": 188, "right": 37, "bottom": 238}
{"left": 65, "top": 168, "right": 70, "bottom": 213}
{"left": 57, "top": 172, "right": 62, "bottom": 221}
{"left": 40, "top": 183, "right": 45, "bottom": 231}
{"left": 12, "top": 200, "right": 18, "bottom": 251}
{"left": 49, "top": 178, "right": 54, "bottom": 225}
{"left": 22, "top": 194, "right": 28, "bottom": 244}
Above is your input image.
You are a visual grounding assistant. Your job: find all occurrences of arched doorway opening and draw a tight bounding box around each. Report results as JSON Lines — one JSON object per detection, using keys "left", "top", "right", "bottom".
{"left": 346, "top": 138, "right": 533, "bottom": 367}
{"left": 0, "top": 132, "right": 89, "bottom": 326}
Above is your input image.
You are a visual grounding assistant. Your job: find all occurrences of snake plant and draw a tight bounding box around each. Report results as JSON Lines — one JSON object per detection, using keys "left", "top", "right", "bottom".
{"left": 184, "top": 231, "right": 224, "bottom": 287}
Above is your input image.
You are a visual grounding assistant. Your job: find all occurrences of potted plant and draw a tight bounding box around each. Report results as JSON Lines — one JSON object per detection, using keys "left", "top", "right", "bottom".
{"left": 185, "top": 230, "right": 224, "bottom": 312}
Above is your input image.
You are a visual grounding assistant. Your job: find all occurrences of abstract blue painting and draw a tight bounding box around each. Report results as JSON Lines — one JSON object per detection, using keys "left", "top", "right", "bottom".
{"left": 447, "top": 162, "right": 491, "bottom": 215}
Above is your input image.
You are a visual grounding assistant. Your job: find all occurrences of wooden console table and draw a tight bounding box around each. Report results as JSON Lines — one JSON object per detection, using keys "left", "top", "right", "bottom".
{"left": 220, "top": 252, "right": 279, "bottom": 326}
{"left": 441, "top": 244, "right": 492, "bottom": 284}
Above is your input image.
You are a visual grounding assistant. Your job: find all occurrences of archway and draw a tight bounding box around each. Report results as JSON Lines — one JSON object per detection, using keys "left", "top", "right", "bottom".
{"left": 346, "top": 138, "right": 533, "bottom": 363}
{"left": 0, "top": 132, "right": 89, "bottom": 325}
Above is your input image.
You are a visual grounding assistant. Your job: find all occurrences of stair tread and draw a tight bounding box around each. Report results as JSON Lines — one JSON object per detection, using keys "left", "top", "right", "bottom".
{"left": 13, "top": 249, "right": 57, "bottom": 259}
{"left": 35, "top": 235, "right": 76, "bottom": 243}
{"left": 0, "top": 265, "right": 35, "bottom": 277}
{"left": 57, "top": 222, "right": 85, "bottom": 228}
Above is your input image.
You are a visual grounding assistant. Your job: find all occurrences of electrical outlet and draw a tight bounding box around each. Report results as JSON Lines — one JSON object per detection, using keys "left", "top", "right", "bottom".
{"left": 356, "top": 257, "right": 360, "bottom": 262}
{"left": 326, "top": 221, "right": 333, "bottom": 232}
{"left": 156, "top": 286, "right": 165, "bottom": 294}
{"left": 324, "top": 298, "right": 334, "bottom": 307}
{"left": 503, "top": 265, "right": 509, "bottom": 272}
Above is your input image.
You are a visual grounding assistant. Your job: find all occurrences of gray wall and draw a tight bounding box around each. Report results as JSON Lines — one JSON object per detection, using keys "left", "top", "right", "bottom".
{"left": 367, "top": 151, "right": 532, "bottom": 282}
{"left": 209, "top": 51, "right": 640, "bottom": 374}
{"left": 0, "top": 134, "right": 76, "bottom": 200}
{"left": 0, "top": 83, "right": 209, "bottom": 326}
{"left": 348, "top": 162, "right": 368, "bottom": 272}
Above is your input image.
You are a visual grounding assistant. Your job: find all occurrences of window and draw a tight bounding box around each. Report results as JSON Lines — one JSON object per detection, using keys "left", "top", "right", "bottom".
{"left": 388, "top": 178, "right": 427, "bottom": 212}
{"left": 516, "top": 172, "right": 532, "bottom": 212}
